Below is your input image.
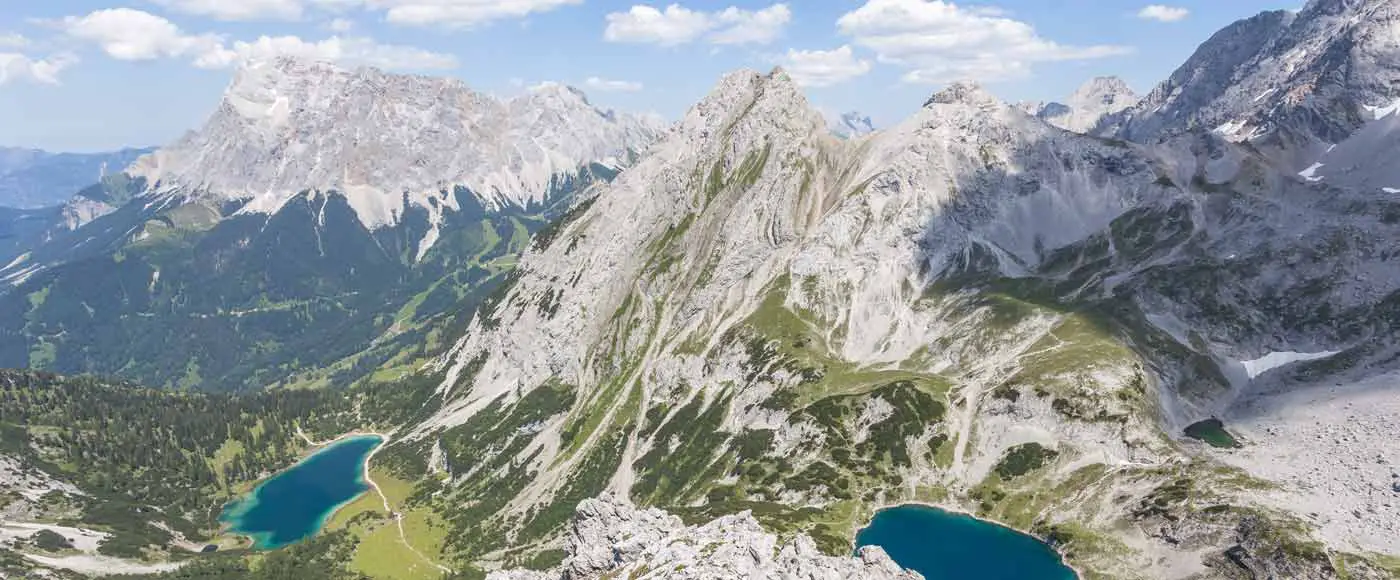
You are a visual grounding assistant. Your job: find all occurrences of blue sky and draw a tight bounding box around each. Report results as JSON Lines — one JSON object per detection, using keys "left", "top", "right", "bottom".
{"left": 0, "top": 0, "right": 1294, "bottom": 152}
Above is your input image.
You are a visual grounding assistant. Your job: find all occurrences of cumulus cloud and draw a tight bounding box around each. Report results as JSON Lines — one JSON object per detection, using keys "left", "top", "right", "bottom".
{"left": 710, "top": 4, "right": 792, "bottom": 45}
{"left": 228, "top": 35, "right": 458, "bottom": 70}
{"left": 837, "top": 0, "right": 1131, "bottom": 84}
{"left": 604, "top": 5, "right": 712, "bottom": 46}
{"left": 373, "top": 0, "right": 583, "bottom": 28}
{"left": 781, "top": 45, "right": 871, "bottom": 88}
{"left": 152, "top": 0, "right": 581, "bottom": 27}
{"left": 61, "top": 8, "right": 455, "bottom": 72}
{"left": 584, "top": 77, "right": 643, "bottom": 92}
{"left": 1137, "top": 5, "right": 1189, "bottom": 22}
{"left": 0, "top": 52, "right": 78, "bottom": 85}
{"left": 604, "top": 3, "right": 791, "bottom": 47}
{"left": 62, "top": 8, "right": 229, "bottom": 64}
{"left": 151, "top": 0, "right": 305, "bottom": 21}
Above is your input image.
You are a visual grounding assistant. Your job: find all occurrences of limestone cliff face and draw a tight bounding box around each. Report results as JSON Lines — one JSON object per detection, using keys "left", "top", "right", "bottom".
{"left": 1100, "top": 0, "right": 1400, "bottom": 169}
{"left": 127, "top": 57, "right": 664, "bottom": 254}
{"left": 399, "top": 59, "right": 1400, "bottom": 578}
{"left": 488, "top": 496, "right": 922, "bottom": 580}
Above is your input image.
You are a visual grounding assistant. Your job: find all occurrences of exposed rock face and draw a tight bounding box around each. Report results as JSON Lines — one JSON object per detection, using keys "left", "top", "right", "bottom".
{"left": 409, "top": 62, "right": 1400, "bottom": 579}
{"left": 487, "top": 496, "right": 922, "bottom": 580}
{"left": 128, "top": 57, "right": 666, "bottom": 233}
{"left": 1100, "top": 0, "right": 1400, "bottom": 169}
{"left": 1021, "top": 77, "right": 1139, "bottom": 133}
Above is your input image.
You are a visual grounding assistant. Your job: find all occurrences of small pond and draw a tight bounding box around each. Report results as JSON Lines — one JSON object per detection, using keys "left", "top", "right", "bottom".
{"left": 1184, "top": 419, "right": 1241, "bottom": 449}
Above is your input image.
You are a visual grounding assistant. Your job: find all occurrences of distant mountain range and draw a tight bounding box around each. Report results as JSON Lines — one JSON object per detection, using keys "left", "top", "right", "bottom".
{"left": 0, "top": 146, "right": 155, "bottom": 209}
{"left": 1019, "top": 76, "right": 1139, "bottom": 133}
{"left": 0, "top": 57, "right": 665, "bottom": 392}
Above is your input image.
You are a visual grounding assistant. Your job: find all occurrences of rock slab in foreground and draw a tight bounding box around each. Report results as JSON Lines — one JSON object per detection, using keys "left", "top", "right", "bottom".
{"left": 488, "top": 495, "right": 922, "bottom": 580}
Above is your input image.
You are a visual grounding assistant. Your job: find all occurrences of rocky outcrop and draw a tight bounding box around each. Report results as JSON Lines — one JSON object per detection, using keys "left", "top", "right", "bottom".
{"left": 487, "top": 496, "right": 921, "bottom": 580}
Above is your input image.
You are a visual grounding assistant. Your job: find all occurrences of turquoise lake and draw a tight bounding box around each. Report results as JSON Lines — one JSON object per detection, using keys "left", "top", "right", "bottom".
{"left": 855, "top": 504, "right": 1078, "bottom": 580}
{"left": 219, "top": 434, "right": 383, "bottom": 549}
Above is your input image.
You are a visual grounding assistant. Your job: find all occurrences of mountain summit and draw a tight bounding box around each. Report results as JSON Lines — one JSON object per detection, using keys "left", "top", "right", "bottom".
{"left": 1100, "top": 0, "right": 1400, "bottom": 168}
{"left": 128, "top": 57, "right": 665, "bottom": 237}
{"left": 1020, "top": 76, "right": 1139, "bottom": 133}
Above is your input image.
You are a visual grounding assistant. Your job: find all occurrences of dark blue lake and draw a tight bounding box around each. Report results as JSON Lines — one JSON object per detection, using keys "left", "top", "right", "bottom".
{"left": 219, "top": 434, "right": 383, "bottom": 549}
{"left": 855, "top": 504, "right": 1077, "bottom": 580}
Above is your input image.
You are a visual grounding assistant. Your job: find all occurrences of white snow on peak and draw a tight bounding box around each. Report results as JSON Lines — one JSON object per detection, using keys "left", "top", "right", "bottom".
{"left": 1384, "top": 187, "right": 1400, "bottom": 193}
{"left": 1240, "top": 350, "right": 1341, "bottom": 380}
{"left": 128, "top": 57, "right": 666, "bottom": 237}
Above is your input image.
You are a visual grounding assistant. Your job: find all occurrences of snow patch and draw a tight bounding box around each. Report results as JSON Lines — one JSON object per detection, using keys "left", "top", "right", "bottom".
{"left": 1363, "top": 98, "right": 1400, "bottom": 120}
{"left": 1298, "top": 162, "right": 1325, "bottom": 182}
{"left": 1239, "top": 350, "right": 1340, "bottom": 380}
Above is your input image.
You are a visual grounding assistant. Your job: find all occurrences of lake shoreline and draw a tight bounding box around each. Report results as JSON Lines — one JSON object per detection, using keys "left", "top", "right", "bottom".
{"left": 857, "top": 500, "right": 1086, "bottom": 580}
{"left": 218, "top": 432, "right": 387, "bottom": 550}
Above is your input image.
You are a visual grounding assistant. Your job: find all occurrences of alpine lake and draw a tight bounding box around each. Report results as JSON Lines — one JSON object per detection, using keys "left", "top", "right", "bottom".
{"left": 856, "top": 504, "right": 1079, "bottom": 580}
{"left": 221, "top": 436, "right": 1079, "bottom": 578}
{"left": 219, "top": 434, "right": 384, "bottom": 549}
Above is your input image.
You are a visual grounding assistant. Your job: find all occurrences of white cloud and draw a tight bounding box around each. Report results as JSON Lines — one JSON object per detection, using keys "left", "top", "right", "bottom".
{"left": 781, "top": 45, "right": 871, "bottom": 88}
{"left": 0, "top": 33, "right": 28, "bottom": 49}
{"left": 228, "top": 35, "right": 458, "bottom": 70}
{"left": 0, "top": 52, "right": 77, "bottom": 85}
{"left": 373, "top": 0, "right": 583, "bottom": 28}
{"left": 1137, "top": 5, "right": 1189, "bottom": 22}
{"left": 711, "top": 4, "right": 791, "bottom": 45}
{"left": 153, "top": 0, "right": 581, "bottom": 27}
{"left": 151, "top": 0, "right": 304, "bottom": 21}
{"left": 584, "top": 76, "right": 643, "bottom": 92}
{"left": 837, "top": 0, "right": 1131, "bottom": 84}
{"left": 604, "top": 4, "right": 713, "bottom": 46}
{"left": 604, "top": 3, "right": 791, "bottom": 46}
{"left": 62, "top": 8, "right": 229, "bottom": 64}
{"left": 61, "top": 8, "right": 454, "bottom": 72}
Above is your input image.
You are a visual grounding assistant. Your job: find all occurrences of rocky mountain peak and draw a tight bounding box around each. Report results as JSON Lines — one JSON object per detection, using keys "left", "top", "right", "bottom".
{"left": 924, "top": 81, "right": 1002, "bottom": 109}
{"left": 1021, "top": 76, "right": 1138, "bottom": 134}
{"left": 1100, "top": 0, "right": 1398, "bottom": 168}
{"left": 677, "top": 66, "right": 819, "bottom": 147}
{"left": 126, "top": 57, "right": 665, "bottom": 254}
{"left": 1072, "top": 76, "right": 1136, "bottom": 107}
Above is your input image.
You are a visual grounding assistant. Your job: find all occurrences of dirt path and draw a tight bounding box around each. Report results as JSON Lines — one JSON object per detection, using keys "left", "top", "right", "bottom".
{"left": 298, "top": 427, "right": 453, "bottom": 576}
{"left": 360, "top": 437, "right": 454, "bottom": 576}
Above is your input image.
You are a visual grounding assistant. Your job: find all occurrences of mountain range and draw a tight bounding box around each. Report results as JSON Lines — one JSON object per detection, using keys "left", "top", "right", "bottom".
{"left": 0, "top": 146, "right": 154, "bottom": 209}
{"left": 0, "top": 57, "right": 664, "bottom": 392}
{"left": 1, "top": 0, "right": 1399, "bottom": 579}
